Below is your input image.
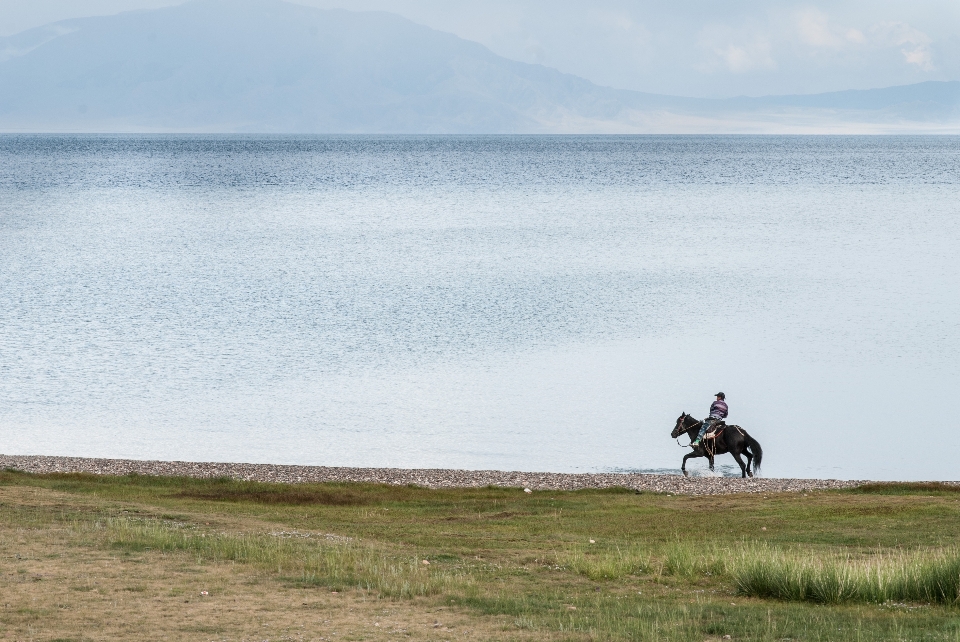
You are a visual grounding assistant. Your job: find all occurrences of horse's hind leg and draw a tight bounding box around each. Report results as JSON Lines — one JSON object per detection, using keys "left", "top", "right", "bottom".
{"left": 744, "top": 451, "right": 754, "bottom": 477}
{"left": 732, "top": 451, "right": 748, "bottom": 478}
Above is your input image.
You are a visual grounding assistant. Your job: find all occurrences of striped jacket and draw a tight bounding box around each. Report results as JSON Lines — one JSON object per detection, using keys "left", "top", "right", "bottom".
{"left": 708, "top": 400, "right": 728, "bottom": 419}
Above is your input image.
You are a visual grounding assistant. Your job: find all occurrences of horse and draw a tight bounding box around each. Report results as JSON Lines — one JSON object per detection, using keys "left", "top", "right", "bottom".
{"left": 671, "top": 413, "right": 763, "bottom": 478}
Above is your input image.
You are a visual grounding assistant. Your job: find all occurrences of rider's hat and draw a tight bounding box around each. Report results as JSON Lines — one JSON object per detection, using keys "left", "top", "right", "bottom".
{"left": 715, "top": 392, "right": 725, "bottom": 399}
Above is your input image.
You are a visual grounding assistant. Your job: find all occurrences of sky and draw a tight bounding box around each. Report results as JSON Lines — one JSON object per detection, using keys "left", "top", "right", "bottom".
{"left": 0, "top": 0, "right": 958, "bottom": 98}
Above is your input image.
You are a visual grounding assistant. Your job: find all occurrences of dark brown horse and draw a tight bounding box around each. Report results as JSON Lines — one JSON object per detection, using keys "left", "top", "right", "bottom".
{"left": 671, "top": 413, "right": 763, "bottom": 478}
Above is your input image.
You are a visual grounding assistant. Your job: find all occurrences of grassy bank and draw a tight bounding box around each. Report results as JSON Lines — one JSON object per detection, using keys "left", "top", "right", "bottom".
{"left": 1, "top": 470, "right": 959, "bottom": 640}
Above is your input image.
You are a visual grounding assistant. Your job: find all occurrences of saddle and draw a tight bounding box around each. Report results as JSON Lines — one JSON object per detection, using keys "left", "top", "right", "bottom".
{"left": 702, "top": 421, "right": 727, "bottom": 453}
{"left": 704, "top": 420, "right": 726, "bottom": 441}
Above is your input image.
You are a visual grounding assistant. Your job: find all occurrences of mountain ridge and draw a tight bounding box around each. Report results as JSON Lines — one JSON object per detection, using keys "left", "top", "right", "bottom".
{"left": 1, "top": 0, "right": 958, "bottom": 134}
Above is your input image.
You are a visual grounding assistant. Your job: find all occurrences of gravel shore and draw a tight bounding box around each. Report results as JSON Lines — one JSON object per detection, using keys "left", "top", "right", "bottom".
{"left": 0, "top": 454, "right": 904, "bottom": 495}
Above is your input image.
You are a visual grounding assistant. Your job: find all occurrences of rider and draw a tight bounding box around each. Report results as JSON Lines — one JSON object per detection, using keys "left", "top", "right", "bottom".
{"left": 691, "top": 392, "right": 727, "bottom": 447}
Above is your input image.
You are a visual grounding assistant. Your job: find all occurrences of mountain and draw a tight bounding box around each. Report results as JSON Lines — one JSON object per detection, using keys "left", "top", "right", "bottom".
{"left": 724, "top": 82, "right": 960, "bottom": 128}
{"left": 1, "top": 0, "right": 958, "bottom": 134}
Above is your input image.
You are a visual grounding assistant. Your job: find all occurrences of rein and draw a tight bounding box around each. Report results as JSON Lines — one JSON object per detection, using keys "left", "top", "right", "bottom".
{"left": 704, "top": 426, "right": 725, "bottom": 457}
{"left": 674, "top": 415, "right": 703, "bottom": 447}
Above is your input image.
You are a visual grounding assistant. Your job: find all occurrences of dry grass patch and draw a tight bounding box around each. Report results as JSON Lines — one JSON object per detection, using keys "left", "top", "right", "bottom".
{"left": 0, "top": 485, "right": 533, "bottom": 641}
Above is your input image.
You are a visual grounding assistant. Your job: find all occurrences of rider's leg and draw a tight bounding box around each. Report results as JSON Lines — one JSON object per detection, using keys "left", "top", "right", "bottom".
{"left": 691, "top": 420, "right": 712, "bottom": 446}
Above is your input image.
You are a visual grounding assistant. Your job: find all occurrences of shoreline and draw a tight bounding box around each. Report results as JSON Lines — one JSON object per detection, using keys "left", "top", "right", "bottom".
{"left": 0, "top": 454, "right": 914, "bottom": 495}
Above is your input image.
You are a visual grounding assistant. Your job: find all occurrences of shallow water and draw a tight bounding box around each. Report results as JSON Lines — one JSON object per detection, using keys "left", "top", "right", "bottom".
{"left": 1, "top": 135, "right": 958, "bottom": 479}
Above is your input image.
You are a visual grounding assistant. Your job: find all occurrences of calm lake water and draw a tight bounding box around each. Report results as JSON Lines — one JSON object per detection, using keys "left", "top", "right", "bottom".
{"left": 1, "top": 135, "right": 958, "bottom": 479}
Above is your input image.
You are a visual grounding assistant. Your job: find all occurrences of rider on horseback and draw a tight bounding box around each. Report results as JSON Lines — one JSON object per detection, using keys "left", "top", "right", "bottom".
{"left": 691, "top": 392, "right": 727, "bottom": 447}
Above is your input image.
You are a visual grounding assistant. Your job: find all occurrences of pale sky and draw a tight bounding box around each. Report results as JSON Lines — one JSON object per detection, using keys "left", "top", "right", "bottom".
{"left": 1, "top": 0, "right": 957, "bottom": 97}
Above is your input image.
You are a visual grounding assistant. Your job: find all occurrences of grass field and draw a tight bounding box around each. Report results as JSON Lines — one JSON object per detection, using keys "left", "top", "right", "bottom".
{"left": 1, "top": 470, "right": 959, "bottom": 641}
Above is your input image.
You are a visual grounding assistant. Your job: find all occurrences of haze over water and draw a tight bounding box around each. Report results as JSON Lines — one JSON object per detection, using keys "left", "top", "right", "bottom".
{"left": 1, "top": 135, "right": 957, "bottom": 480}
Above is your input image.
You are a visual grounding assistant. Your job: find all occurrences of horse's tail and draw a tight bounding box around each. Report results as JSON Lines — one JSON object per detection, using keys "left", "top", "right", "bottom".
{"left": 745, "top": 433, "right": 763, "bottom": 474}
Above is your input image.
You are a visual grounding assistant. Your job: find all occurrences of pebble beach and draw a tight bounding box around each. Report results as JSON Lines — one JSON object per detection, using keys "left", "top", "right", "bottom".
{"left": 0, "top": 454, "right": 920, "bottom": 495}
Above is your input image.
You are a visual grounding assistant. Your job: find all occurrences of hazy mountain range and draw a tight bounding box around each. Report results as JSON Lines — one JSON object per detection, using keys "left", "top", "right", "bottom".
{"left": 1, "top": 0, "right": 958, "bottom": 134}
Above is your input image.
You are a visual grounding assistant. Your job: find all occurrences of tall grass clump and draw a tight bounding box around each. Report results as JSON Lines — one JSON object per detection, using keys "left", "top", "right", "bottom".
{"left": 733, "top": 545, "right": 960, "bottom": 605}
{"left": 660, "top": 542, "right": 728, "bottom": 579}
{"left": 562, "top": 542, "right": 729, "bottom": 581}
{"left": 90, "top": 517, "right": 466, "bottom": 598}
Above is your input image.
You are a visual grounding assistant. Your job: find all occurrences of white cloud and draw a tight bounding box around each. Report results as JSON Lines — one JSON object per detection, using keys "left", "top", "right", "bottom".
{"left": 871, "top": 21, "right": 934, "bottom": 70}
{"left": 714, "top": 40, "right": 776, "bottom": 73}
{"left": 796, "top": 8, "right": 848, "bottom": 49}
{"left": 901, "top": 46, "right": 933, "bottom": 70}
{"left": 795, "top": 9, "right": 866, "bottom": 49}
{"left": 697, "top": 23, "right": 777, "bottom": 75}
{"left": 844, "top": 28, "right": 865, "bottom": 44}
{"left": 872, "top": 20, "right": 932, "bottom": 47}
{"left": 792, "top": 11, "right": 935, "bottom": 71}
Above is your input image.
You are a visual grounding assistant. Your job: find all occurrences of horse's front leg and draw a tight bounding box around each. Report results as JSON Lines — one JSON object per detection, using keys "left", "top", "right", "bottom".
{"left": 681, "top": 452, "right": 698, "bottom": 477}
{"left": 708, "top": 453, "right": 715, "bottom": 472}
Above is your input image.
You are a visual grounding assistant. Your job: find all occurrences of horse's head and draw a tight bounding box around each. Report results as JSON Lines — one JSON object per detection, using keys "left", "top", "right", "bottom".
{"left": 671, "top": 413, "right": 690, "bottom": 439}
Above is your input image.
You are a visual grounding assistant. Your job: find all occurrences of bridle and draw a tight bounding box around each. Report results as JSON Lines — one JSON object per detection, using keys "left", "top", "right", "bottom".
{"left": 673, "top": 413, "right": 703, "bottom": 446}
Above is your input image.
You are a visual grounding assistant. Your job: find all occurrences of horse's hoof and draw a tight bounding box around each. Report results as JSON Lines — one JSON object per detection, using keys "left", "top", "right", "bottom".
{"left": 682, "top": 471, "right": 689, "bottom": 477}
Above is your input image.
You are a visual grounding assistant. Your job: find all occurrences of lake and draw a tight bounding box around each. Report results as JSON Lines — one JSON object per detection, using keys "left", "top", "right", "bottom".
{"left": 1, "top": 135, "right": 958, "bottom": 479}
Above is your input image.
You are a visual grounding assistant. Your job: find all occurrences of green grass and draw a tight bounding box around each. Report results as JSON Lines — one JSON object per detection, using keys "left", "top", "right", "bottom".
{"left": 850, "top": 482, "right": 960, "bottom": 496}
{"left": 733, "top": 545, "right": 960, "bottom": 605}
{"left": 564, "top": 538, "right": 960, "bottom": 606}
{"left": 3, "top": 469, "right": 960, "bottom": 640}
